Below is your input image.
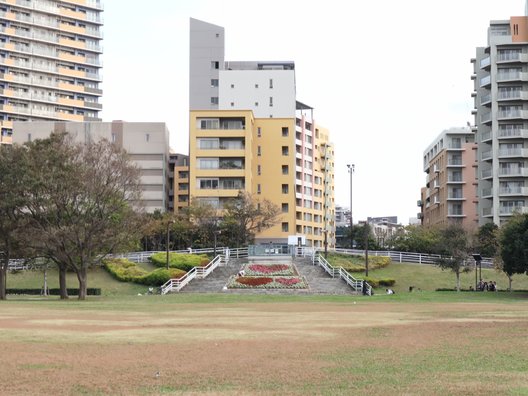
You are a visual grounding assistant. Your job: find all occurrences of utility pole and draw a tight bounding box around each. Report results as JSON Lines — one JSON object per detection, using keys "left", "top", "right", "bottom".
{"left": 347, "top": 164, "right": 355, "bottom": 249}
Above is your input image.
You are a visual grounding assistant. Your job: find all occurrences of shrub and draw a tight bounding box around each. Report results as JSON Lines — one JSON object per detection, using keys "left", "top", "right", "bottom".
{"left": 150, "top": 253, "right": 210, "bottom": 271}
{"left": 103, "top": 258, "right": 186, "bottom": 286}
{"left": 363, "top": 277, "right": 396, "bottom": 288}
{"left": 138, "top": 268, "right": 186, "bottom": 286}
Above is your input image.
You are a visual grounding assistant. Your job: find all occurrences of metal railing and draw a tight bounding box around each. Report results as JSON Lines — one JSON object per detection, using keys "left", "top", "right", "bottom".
{"left": 160, "top": 254, "right": 224, "bottom": 294}
{"left": 312, "top": 252, "right": 372, "bottom": 295}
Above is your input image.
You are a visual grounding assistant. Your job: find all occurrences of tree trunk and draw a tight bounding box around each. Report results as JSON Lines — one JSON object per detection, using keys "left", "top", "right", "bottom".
{"left": 455, "top": 270, "right": 461, "bottom": 292}
{"left": 77, "top": 267, "right": 87, "bottom": 300}
{"left": 0, "top": 261, "right": 6, "bottom": 300}
{"left": 508, "top": 275, "right": 513, "bottom": 292}
{"left": 59, "top": 265, "right": 69, "bottom": 300}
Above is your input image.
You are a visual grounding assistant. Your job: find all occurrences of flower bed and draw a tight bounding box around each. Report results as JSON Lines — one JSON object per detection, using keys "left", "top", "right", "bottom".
{"left": 244, "top": 263, "right": 296, "bottom": 276}
{"left": 227, "top": 275, "right": 307, "bottom": 289}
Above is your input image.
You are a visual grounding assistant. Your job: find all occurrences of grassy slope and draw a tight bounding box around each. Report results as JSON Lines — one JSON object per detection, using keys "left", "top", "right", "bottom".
{"left": 5, "top": 258, "right": 528, "bottom": 298}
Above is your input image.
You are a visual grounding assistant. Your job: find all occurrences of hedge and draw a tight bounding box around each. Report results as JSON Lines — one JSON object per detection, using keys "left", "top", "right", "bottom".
{"left": 104, "top": 258, "right": 186, "bottom": 286}
{"left": 7, "top": 288, "right": 101, "bottom": 296}
{"left": 149, "top": 252, "right": 210, "bottom": 272}
{"left": 363, "top": 277, "right": 396, "bottom": 288}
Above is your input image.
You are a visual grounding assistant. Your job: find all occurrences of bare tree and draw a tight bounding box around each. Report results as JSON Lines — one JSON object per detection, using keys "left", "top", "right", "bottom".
{"left": 24, "top": 133, "right": 143, "bottom": 300}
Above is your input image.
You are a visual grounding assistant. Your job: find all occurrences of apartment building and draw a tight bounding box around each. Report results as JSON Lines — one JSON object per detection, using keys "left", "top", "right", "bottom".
{"left": 12, "top": 121, "right": 170, "bottom": 213}
{"left": 169, "top": 153, "right": 189, "bottom": 212}
{"left": 472, "top": 14, "right": 528, "bottom": 225}
{"left": 188, "top": 18, "right": 335, "bottom": 247}
{"left": 420, "top": 127, "right": 478, "bottom": 229}
{"left": 0, "top": 0, "right": 103, "bottom": 144}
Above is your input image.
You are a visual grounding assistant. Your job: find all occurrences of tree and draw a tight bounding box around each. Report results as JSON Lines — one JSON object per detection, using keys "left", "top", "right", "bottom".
{"left": 0, "top": 144, "right": 29, "bottom": 300}
{"left": 499, "top": 213, "right": 528, "bottom": 287}
{"left": 434, "top": 224, "right": 471, "bottom": 292}
{"left": 390, "top": 225, "right": 440, "bottom": 253}
{"left": 221, "top": 192, "right": 280, "bottom": 247}
{"left": 475, "top": 223, "right": 499, "bottom": 258}
{"left": 23, "top": 133, "right": 143, "bottom": 300}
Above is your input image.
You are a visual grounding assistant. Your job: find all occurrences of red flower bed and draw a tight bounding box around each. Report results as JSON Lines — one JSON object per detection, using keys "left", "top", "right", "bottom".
{"left": 236, "top": 276, "right": 273, "bottom": 286}
{"left": 248, "top": 264, "right": 290, "bottom": 274}
{"left": 275, "top": 277, "right": 301, "bottom": 286}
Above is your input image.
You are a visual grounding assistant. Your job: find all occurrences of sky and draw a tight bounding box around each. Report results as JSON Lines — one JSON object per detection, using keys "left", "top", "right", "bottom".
{"left": 101, "top": 0, "right": 526, "bottom": 225}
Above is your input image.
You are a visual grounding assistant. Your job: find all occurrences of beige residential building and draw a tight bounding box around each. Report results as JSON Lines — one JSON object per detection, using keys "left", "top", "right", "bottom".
{"left": 12, "top": 121, "right": 171, "bottom": 212}
{"left": 187, "top": 19, "right": 335, "bottom": 247}
{"left": 0, "top": 0, "right": 103, "bottom": 144}
{"left": 420, "top": 127, "right": 478, "bottom": 229}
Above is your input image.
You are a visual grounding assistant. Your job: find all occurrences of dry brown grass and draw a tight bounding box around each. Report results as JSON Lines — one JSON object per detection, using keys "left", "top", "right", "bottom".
{"left": 1, "top": 299, "right": 528, "bottom": 395}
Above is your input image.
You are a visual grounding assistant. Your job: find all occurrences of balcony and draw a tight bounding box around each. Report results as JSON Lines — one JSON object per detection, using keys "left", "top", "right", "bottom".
{"left": 480, "top": 93, "right": 492, "bottom": 105}
{"left": 481, "top": 149, "right": 493, "bottom": 161}
{"left": 447, "top": 194, "right": 465, "bottom": 201}
{"left": 447, "top": 158, "right": 463, "bottom": 167}
{"left": 482, "top": 207, "right": 493, "bottom": 217}
{"left": 481, "top": 130, "right": 492, "bottom": 142}
{"left": 482, "top": 169, "right": 493, "bottom": 179}
{"left": 480, "top": 75, "right": 491, "bottom": 87}
{"left": 481, "top": 188, "right": 493, "bottom": 198}
{"left": 498, "top": 168, "right": 528, "bottom": 177}
{"left": 447, "top": 178, "right": 464, "bottom": 184}
{"left": 496, "top": 71, "right": 528, "bottom": 82}
{"left": 498, "top": 148, "right": 528, "bottom": 158}
{"left": 447, "top": 211, "right": 465, "bottom": 217}
{"left": 498, "top": 128, "right": 528, "bottom": 139}
{"left": 499, "top": 205, "right": 528, "bottom": 215}
{"left": 480, "top": 56, "right": 491, "bottom": 69}
{"left": 497, "top": 109, "right": 528, "bottom": 120}
{"left": 480, "top": 111, "right": 492, "bottom": 124}
{"left": 499, "top": 187, "right": 528, "bottom": 196}
{"left": 497, "top": 52, "right": 528, "bottom": 63}
{"left": 497, "top": 90, "right": 528, "bottom": 101}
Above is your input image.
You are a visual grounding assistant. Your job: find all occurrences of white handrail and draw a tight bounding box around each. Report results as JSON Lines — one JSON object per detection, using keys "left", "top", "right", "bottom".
{"left": 312, "top": 253, "right": 372, "bottom": 295}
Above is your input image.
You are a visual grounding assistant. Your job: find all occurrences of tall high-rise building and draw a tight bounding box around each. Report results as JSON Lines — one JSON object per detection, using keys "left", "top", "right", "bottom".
{"left": 472, "top": 14, "right": 528, "bottom": 225}
{"left": 420, "top": 127, "right": 478, "bottom": 229}
{"left": 0, "top": 0, "right": 103, "bottom": 144}
{"left": 188, "top": 18, "right": 335, "bottom": 247}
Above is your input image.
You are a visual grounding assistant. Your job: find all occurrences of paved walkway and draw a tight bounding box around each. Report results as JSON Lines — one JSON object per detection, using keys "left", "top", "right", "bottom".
{"left": 179, "top": 256, "right": 355, "bottom": 295}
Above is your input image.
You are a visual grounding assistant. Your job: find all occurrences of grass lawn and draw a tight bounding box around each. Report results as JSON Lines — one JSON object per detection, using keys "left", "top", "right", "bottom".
{"left": 1, "top": 294, "right": 528, "bottom": 395}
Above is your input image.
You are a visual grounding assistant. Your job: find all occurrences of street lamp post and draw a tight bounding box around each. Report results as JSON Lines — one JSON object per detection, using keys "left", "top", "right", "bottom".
{"left": 364, "top": 221, "right": 369, "bottom": 277}
{"left": 347, "top": 164, "right": 355, "bottom": 249}
{"left": 166, "top": 220, "right": 175, "bottom": 270}
{"left": 213, "top": 230, "right": 221, "bottom": 257}
{"left": 472, "top": 253, "right": 482, "bottom": 291}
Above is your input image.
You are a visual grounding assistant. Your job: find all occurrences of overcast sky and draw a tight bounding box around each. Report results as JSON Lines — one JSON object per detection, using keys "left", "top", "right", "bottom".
{"left": 101, "top": 0, "right": 526, "bottom": 225}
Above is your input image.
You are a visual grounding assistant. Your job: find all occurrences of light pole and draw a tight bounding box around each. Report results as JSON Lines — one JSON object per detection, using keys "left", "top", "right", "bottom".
{"left": 363, "top": 221, "right": 369, "bottom": 277}
{"left": 213, "top": 230, "right": 221, "bottom": 257}
{"left": 166, "top": 219, "right": 175, "bottom": 270}
{"left": 347, "top": 164, "right": 355, "bottom": 249}
{"left": 472, "top": 253, "right": 482, "bottom": 291}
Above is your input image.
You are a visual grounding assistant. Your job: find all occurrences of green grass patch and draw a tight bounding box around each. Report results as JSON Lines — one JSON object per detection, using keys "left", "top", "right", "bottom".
{"left": 326, "top": 252, "right": 390, "bottom": 272}
{"left": 150, "top": 252, "right": 210, "bottom": 271}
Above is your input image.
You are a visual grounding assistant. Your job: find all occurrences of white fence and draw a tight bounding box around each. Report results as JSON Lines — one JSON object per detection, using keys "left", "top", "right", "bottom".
{"left": 160, "top": 255, "right": 224, "bottom": 294}
{"left": 312, "top": 253, "right": 372, "bottom": 296}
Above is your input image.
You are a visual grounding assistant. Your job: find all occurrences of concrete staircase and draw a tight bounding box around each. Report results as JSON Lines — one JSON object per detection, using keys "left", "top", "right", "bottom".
{"left": 179, "top": 256, "right": 355, "bottom": 295}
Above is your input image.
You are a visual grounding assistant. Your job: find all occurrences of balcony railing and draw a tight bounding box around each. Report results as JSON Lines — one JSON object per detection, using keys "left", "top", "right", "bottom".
{"left": 499, "top": 205, "right": 528, "bottom": 215}
{"left": 481, "top": 169, "right": 493, "bottom": 178}
{"left": 498, "top": 91, "right": 527, "bottom": 100}
{"left": 480, "top": 57, "right": 491, "bottom": 68}
{"left": 482, "top": 207, "right": 493, "bottom": 216}
{"left": 498, "top": 128, "right": 528, "bottom": 138}
{"left": 498, "top": 148, "right": 528, "bottom": 157}
{"left": 499, "top": 168, "right": 528, "bottom": 177}
{"left": 497, "top": 109, "right": 528, "bottom": 119}
{"left": 480, "top": 93, "right": 492, "bottom": 104}
{"left": 481, "top": 131, "right": 492, "bottom": 141}
{"left": 497, "top": 71, "right": 528, "bottom": 82}
{"left": 481, "top": 150, "right": 493, "bottom": 160}
{"left": 480, "top": 75, "right": 491, "bottom": 87}
{"left": 499, "top": 187, "right": 528, "bottom": 195}
{"left": 497, "top": 52, "right": 527, "bottom": 62}
{"left": 480, "top": 111, "right": 492, "bottom": 123}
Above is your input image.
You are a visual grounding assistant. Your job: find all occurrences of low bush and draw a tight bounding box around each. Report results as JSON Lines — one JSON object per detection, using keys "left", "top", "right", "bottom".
{"left": 363, "top": 277, "right": 396, "bottom": 288}
{"left": 150, "top": 252, "right": 210, "bottom": 271}
{"left": 104, "top": 258, "right": 185, "bottom": 286}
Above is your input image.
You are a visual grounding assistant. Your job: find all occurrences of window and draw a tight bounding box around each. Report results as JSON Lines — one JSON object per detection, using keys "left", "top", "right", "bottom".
{"left": 282, "top": 165, "right": 288, "bottom": 175}
{"left": 282, "top": 203, "right": 288, "bottom": 213}
{"left": 269, "top": 78, "right": 273, "bottom": 88}
{"left": 269, "top": 97, "right": 273, "bottom": 107}
{"left": 210, "top": 97, "right": 219, "bottom": 105}
{"left": 198, "top": 178, "right": 219, "bottom": 189}
{"left": 230, "top": 102, "right": 234, "bottom": 107}
{"left": 211, "top": 61, "right": 219, "bottom": 69}
{"left": 257, "top": 184, "right": 261, "bottom": 194}
{"left": 255, "top": 102, "right": 259, "bottom": 106}
{"left": 111, "top": 133, "right": 116, "bottom": 143}
{"left": 282, "top": 222, "right": 289, "bottom": 232}
{"left": 282, "top": 146, "right": 289, "bottom": 156}
{"left": 282, "top": 127, "right": 288, "bottom": 137}
{"left": 145, "top": 133, "right": 150, "bottom": 142}
{"left": 257, "top": 165, "right": 261, "bottom": 175}
{"left": 257, "top": 146, "right": 261, "bottom": 156}
{"left": 198, "top": 158, "right": 219, "bottom": 169}
{"left": 255, "top": 83, "right": 259, "bottom": 88}
{"left": 282, "top": 184, "right": 289, "bottom": 194}
{"left": 230, "top": 84, "right": 234, "bottom": 88}
{"left": 257, "top": 127, "right": 261, "bottom": 137}
{"left": 211, "top": 79, "right": 219, "bottom": 87}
